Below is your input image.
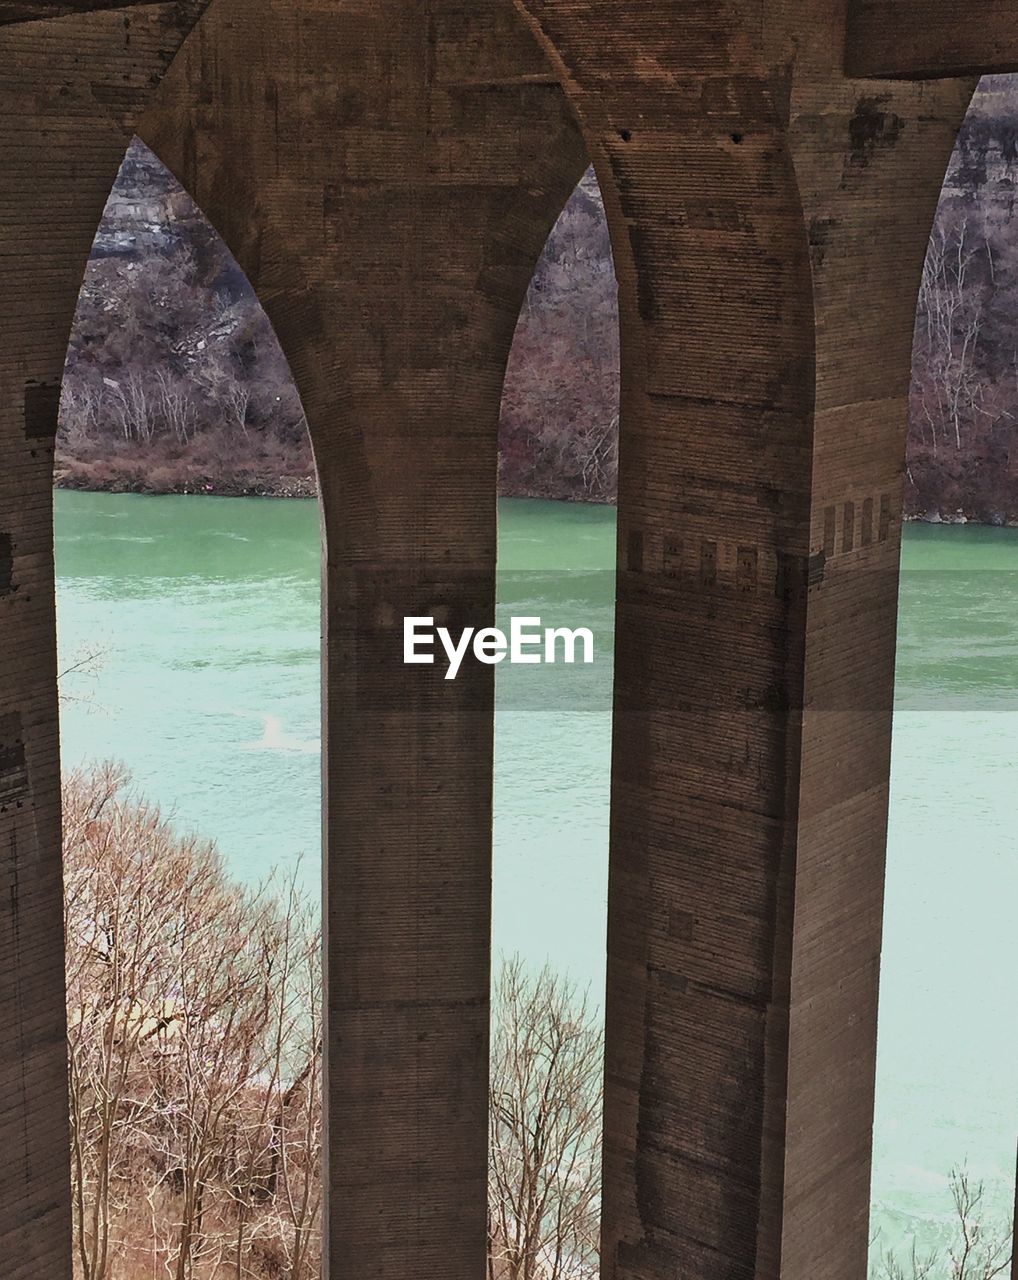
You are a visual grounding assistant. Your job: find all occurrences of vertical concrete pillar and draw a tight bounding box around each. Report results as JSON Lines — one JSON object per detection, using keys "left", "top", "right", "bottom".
{"left": 780, "top": 8, "right": 973, "bottom": 1272}
{"left": 140, "top": 1, "right": 585, "bottom": 1273}
{"left": 0, "top": 7, "right": 210, "bottom": 1275}
{"left": 506, "top": 10, "right": 816, "bottom": 1270}
{"left": 510, "top": 2, "right": 976, "bottom": 1275}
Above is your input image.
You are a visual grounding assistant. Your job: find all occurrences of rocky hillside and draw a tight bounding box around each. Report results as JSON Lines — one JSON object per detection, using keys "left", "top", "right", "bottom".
{"left": 58, "top": 77, "right": 1018, "bottom": 517}
{"left": 908, "top": 75, "right": 1018, "bottom": 523}
{"left": 59, "top": 142, "right": 313, "bottom": 497}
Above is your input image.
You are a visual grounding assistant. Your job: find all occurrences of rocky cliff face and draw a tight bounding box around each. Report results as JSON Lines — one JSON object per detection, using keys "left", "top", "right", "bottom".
{"left": 58, "top": 140, "right": 313, "bottom": 497}
{"left": 59, "top": 79, "right": 1018, "bottom": 515}
{"left": 908, "top": 75, "right": 1018, "bottom": 523}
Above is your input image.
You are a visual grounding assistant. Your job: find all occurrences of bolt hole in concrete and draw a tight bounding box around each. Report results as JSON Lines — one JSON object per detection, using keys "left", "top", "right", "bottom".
{"left": 51, "top": 70, "right": 1018, "bottom": 1272}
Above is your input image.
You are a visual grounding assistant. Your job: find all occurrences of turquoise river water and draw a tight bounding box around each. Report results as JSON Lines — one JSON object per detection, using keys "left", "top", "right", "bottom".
{"left": 54, "top": 490, "right": 1018, "bottom": 1259}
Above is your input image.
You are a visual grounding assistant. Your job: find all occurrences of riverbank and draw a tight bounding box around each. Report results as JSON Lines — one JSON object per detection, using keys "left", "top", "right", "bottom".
{"left": 53, "top": 427, "right": 1018, "bottom": 520}
{"left": 54, "top": 437, "right": 318, "bottom": 499}
{"left": 906, "top": 510, "right": 1018, "bottom": 526}
{"left": 53, "top": 449, "right": 614, "bottom": 504}
{"left": 55, "top": 466, "right": 318, "bottom": 499}
{"left": 53, "top": 462, "right": 1014, "bottom": 522}
{"left": 53, "top": 467, "right": 607, "bottom": 504}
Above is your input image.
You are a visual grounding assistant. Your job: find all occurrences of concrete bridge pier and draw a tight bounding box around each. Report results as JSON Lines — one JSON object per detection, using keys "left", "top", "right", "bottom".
{"left": 510, "top": 1, "right": 978, "bottom": 1275}
{"left": 0, "top": 9, "right": 211, "bottom": 1276}
{"left": 137, "top": 1, "right": 587, "bottom": 1274}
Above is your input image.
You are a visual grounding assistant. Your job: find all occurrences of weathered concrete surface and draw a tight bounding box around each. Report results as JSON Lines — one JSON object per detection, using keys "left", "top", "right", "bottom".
{"left": 0, "top": 10, "right": 210, "bottom": 1276}
{"left": 135, "top": 2, "right": 586, "bottom": 1273}
{"left": 0, "top": 1, "right": 173, "bottom": 22}
{"left": 783, "top": 11, "right": 972, "bottom": 1272}
{"left": 0, "top": 1, "right": 1005, "bottom": 1277}
{"left": 509, "top": 1, "right": 974, "bottom": 1276}
{"left": 846, "top": 0, "right": 1018, "bottom": 79}
{"left": 1, "top": 1, "right": 585, "bottom": 1277}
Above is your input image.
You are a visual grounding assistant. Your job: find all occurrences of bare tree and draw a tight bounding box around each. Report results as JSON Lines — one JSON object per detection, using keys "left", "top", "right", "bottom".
{"left": 271, "top": 921, "right": 323, "bottom": 1280}
{"left": 64, "top": 764, "right": 228, "bottom": 1280}
{"left": 153, "top": 368, "right": 199, "bottom": 445}
{"left": 105, "top": 370, "right": 157, "bottom": 444}
{"left": 220, "top": 870, "right": 322, "bottom": 1280}
{"left": 66, "top": 768, "right": 604, "bottom": 1280}
{"left": 488, "top": 958, "right": 602, "bottom": 1280}
{"left": 59, "top": 378, "right": 106, "bottom": 450}
{"left": 64, "top": 766, "right": 323, "bottom": 1280}
{"left": 874, "top": 1168, "right": 1013, "bottom": 1280}
{"left": 913, "top": 214, "right": 993, "bottom": 454}
{"left": 58, "top": 644, "right": 108, "bottom": 709}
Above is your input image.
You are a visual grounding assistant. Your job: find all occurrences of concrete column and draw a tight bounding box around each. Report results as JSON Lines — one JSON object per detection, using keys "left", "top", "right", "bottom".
{"left": 510, "top": 2, "right": 975, "bottom": 1275}
{"left": 139, "top": 1, "right": 586, "bottom": 1273}
{"left": 782, "top": 7, "right": 973, "bottom": 1272}
{"left": 0, "top": 7, "right": 211, "bottom": 1275}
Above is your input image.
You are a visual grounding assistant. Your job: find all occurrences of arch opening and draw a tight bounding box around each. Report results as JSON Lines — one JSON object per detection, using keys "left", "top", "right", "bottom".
{"left": 488, "top": 163, "right": 619, "bottom": 1280}
{"left": 54, "top": 123, "right": 614, "bottom": 1280}
{"left": 873, "top": 70, "right": 1018, "bottom": 1268}
{"left": 56, "top": 137, "right": 325, "bottom": 1280}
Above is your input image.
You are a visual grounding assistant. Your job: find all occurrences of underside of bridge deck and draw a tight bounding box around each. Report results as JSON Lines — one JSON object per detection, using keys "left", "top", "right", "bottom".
{"left": 0, "top": 2, "right": 999, "bottom": 1277}
{"left": 847, "top": 0, "right": 1018, "bottom": 79}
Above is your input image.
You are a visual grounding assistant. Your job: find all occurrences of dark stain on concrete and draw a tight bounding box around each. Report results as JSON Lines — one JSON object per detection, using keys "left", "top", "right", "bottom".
{"left": 849, "top": 96, "right": 905, "bottom": 166}
{"left": 627, "top": 528, "right": 644, "bottom": 573}
{"left": 737, "top": 544, "right": 759, "bottom": 592}
{"left": 625, "top": 224, "right": 661, "bottom": 323}
{"left": 775, "top": 552, "right": 808, "bottom": 602}
{"left": 0, "top": 713, "right": 28, "bottom": 811}
{"left": 23, "top": 381, "right": 61, "bottom": 440}
{"left": 0, "top": 532, "right": 14, "bottom": 596}
{"left": 809, "top": 215, "right": 837, "bottom": 269}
